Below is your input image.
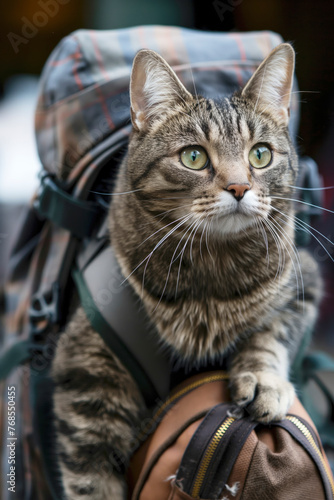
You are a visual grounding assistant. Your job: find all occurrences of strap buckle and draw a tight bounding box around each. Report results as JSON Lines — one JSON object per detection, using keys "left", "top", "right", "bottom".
{"left": 28, "top": 283, "right": 61, "bottom": 371}
{"left": 29, "top": 282, "right": 60, "bottom": 341}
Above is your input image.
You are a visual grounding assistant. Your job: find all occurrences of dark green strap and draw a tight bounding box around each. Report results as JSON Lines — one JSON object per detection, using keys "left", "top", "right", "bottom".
{"left": 72, "top": 267, "right": 160, "bottom": 408}
{"left": 0, "top": 339, "right": 36, "bottom": 379}
{"left": 35, "top": 175, "right": 101, "bottom": 239}
{"left": 291, "top": 326, "right": 313, "bottom": 385}
{"left": 303, "top": 351, "right": 334, "bottom": 374}
{"left": 302, "top": 351, "right": 334, "bottom": 412}
{"left": 299, "top": 351, "right": 334, "bottom": 449}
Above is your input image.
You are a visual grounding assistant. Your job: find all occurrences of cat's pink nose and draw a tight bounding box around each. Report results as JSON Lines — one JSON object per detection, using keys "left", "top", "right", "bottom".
{"left": 227, "top": 183, "right": 250, "bottom": 201}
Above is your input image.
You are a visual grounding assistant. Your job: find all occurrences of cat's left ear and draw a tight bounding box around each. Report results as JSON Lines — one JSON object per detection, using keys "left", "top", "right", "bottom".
{"left": 130, "top": 49, "right": 193, "bottom": 132}
{"left": 242, "top": 43, "right": 295, "bottom": 125}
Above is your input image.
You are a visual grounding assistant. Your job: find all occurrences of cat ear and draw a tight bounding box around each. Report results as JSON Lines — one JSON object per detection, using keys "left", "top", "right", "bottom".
{"left": 242, "top": 43, "right": 295, "bottom": 125}
{"left": 130, "top": 49, "right": 193, "bottom": 131}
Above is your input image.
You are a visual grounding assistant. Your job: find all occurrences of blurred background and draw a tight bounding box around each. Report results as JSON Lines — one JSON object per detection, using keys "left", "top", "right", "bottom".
{"left": 0, "top": 0, "right": 334, "bottom": 356}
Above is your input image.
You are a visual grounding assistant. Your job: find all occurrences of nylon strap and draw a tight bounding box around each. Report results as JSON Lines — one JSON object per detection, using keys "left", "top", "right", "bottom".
{"left": 72, "top": 263, "right": 170, "bottom": 408}
{"left": 35, "top": 174, "right": 101, "bottom": 239}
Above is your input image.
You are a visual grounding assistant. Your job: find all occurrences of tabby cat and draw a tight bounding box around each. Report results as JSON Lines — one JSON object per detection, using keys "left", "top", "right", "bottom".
{"left": 52, "top": 43, "right": 322, "bottom": 499}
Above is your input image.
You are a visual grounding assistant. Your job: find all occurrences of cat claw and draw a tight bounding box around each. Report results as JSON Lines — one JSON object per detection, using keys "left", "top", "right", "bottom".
{"left": 227, "top": 406, "right": 245, "bottom": 420}
{"left": 229, "top": 371, "right": 295, "bottom": 423}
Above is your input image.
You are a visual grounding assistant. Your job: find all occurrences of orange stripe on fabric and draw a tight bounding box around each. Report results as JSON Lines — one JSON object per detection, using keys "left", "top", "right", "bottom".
{"left": 137, "top": 25, "right": 149, "bottom": 49}
{"left": 89, "top": 30, "right": 109, "bottom": 80}
{"left": 265, "top": 31, "right": 274, "bottom": 55}
{"left": 73, "top": 50, "right": 84, "bottom": 91}
{"left": 229, "top": 32, "right": 247, "bottom": 61}
{"left": 96, "top": 84, "right": 114, "bottom": 129}
{"left": 166, "top": 25, "right": 181, "bottom": 65}
{"left": 89, "top": 31, "right": 115, "bottom": 129}
{"left": 232, "top": 64, "right": 244, "bottom": 87}
{"left": 50, "top": 54, "right": 76, "bottom": 67}
{"left": 228, "top": 33, "right": 247, "bottom": 87}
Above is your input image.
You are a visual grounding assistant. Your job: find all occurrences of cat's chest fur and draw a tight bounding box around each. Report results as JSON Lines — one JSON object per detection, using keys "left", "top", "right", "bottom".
{"left": 110, "top": 203, "right": 292, "bottom": 361}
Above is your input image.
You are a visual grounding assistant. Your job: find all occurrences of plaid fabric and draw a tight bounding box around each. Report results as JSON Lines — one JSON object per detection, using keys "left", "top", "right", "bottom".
{"left": 35, "top": 26, "right": 299, "bottom": 182}
{"left": 1, "top": 26, "right": 297, "bottom": 500}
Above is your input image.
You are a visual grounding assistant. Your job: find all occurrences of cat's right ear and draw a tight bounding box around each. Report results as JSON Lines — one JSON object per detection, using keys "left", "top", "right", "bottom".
{"left": 241, "top": 43, "right": 295, "bottom": 125}
{"left": 130, "top": 49, "right": 192, "bottom": 132}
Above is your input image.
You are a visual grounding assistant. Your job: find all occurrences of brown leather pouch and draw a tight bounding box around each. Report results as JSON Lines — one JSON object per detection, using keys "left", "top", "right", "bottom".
{"left": 128, "top": 371, "right": 334, "bottom": 500}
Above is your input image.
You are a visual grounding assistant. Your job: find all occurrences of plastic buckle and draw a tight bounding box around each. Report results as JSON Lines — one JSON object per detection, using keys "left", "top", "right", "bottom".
{"left": 29, "top": 282, "right": 60, "bottom": 342}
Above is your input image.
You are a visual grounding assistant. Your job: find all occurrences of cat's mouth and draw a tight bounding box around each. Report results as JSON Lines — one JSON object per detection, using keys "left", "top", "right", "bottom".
{"left": 205, "top": 190, "right": 269, "bottom": 236}
{"left": 210, "top": 211, "right": 257, "bottom": 236}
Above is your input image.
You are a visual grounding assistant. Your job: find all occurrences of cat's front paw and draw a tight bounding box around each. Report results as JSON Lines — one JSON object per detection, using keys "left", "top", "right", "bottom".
{"left": 229, "top": 371, "right": 295, "bottom": 423}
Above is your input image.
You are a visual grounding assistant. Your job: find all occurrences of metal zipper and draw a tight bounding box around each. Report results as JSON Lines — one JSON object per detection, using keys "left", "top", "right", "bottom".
{"left": 191, "top": 413, "right": 334, "bottom": 499}
{"left": 286, "top": 415, "right": 334, "bottom": 497}
{"left": 191, "top": 416, "right": 236, "bottom": 498}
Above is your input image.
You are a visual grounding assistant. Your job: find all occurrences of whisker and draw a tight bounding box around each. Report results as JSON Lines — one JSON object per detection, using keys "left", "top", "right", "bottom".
{"left": 205, "top": 217, "right": 214, "bottom": 263}
{"left": 137, "top": 213, "right": 193, "bottom": 248}
{"left": 124, "top": 213, "right": 192, "bottom": 285}
{"left": 90, "top": 188, "right": 142, "bottom": 196}
{"left": 272, "top": 207, "right": 334, "bottom": 263}
{"left": 256, "top": 218, "right": 270, "bottom": 265}
{"left": 263, "top": 213, "right": 290, "bottom": 280}
{"left": 272, "top": 206, "right": 334, "bottom": 248}
{"left": 273, "top": 218, "right": 305, "bottom": 308}
{"left": 268, "top": 214, "right": 304, "bottom": 305}
{"left": 141, "top": 214, "right": 193, "bottom": 294}
{"left": 172, "top": 219, "right": 199, "bottom": 263}
{"left": 280, "top": 90, "right": 321, "bottom": 98}
{"left": 271, "top": 196, "right": 334, "bottom": 215}
{"left": 152, "top": 203, "right": 195, "bottom": 223}
{"left": 175, "top": 219, "right": 201, "bottom": 298}
{"left": 199, "top": 218, "right": 209, "bottom": 262}
{"left": 143, "top": 195, "right": 198, "bottom": 201}
{"left": 151, "top": 217, "right": 196, "bottom": 309}
{"left": 190, "top": 219, "right": 204, "bottom": 264}
{"left": 289, "top": 185, "right": 334, "bottom": 191}
{"left": 262, "top": 218, "right": 285, "bottom": 281}
{"left": 137, "top": 203, "right": 196, "bottom": 231}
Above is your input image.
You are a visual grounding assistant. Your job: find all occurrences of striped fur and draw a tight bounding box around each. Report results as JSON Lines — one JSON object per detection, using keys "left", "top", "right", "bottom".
{"left": 52, "top": 45, "right": 322, "bottom": 499}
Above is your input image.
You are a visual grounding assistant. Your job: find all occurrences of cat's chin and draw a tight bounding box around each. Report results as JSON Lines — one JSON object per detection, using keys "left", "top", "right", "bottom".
{"left": 209, "top": 213, "right": 257, "bottom": 238}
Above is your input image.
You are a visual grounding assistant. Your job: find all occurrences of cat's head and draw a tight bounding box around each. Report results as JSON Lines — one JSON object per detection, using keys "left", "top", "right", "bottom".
{"left": 125, "top": 43, "right": 297, "bottom": 239}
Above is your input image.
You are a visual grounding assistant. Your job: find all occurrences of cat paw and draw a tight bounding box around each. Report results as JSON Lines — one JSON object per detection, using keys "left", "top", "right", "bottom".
{"left": 229, "top": 371, "right": 295, "bottom": 423}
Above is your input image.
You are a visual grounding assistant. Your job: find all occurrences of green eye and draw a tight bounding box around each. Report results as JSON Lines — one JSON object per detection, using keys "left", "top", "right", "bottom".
{"left": 249, "top": 144, "right": 272, "bottom": 169}
{"left": 180, "top": 146, "right": 208, "bottom": 170}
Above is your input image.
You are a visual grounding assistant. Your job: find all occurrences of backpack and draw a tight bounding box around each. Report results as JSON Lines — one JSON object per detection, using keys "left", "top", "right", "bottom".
{"left": 0, "top": 26, "right": 333, "bottom": 500}
{"left": 127, "top": 372, "right": 334, "bottom": 499}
